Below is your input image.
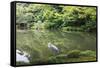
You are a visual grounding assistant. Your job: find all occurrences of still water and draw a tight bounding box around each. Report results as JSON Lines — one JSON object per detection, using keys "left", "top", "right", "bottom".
{"left": 16, "top": 30, "right": 96, "bottom": 63}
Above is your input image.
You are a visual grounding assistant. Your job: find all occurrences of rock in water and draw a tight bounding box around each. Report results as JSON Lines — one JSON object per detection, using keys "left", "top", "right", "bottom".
{"left": 16, "top": 49, "right": 30, "bottom": 63}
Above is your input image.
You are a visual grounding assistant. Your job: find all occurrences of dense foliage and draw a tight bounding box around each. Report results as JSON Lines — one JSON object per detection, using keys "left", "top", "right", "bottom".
{"left": 16, "top": 3, "right": 96, "bottom": 32}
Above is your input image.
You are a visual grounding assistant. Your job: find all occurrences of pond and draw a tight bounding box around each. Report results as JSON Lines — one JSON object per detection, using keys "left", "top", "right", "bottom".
{"left": 16, "top": 30, "right": 96, "bottom": 65}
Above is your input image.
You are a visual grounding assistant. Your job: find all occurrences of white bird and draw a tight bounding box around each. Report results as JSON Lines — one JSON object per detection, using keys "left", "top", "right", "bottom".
{"left": 16, "top": 49, "right": 30, "bottom": 63}
{"left": 16, "top": 49, "right": 23, "bottom": 55}
{"left": 48, "top": 43, "right": 59, "bottom": 54}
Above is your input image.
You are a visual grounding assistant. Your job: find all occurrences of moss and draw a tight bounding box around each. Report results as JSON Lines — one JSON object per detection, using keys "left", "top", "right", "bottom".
{"left": 46, "top": 51, "right": 96, "bottom": 64}
{"left": 67, "top": 50, "right": 81, "bottom": 58}
{"left": 80, "top": 50, "right": 96, "bottom": 57}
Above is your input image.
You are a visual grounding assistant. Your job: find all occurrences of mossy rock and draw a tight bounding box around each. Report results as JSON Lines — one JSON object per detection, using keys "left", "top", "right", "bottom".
{"left": 67, "top": 50, "right": 81, "bottom": 58}
{"left": 80, "top": 50, "right": 96, "bottom": 57}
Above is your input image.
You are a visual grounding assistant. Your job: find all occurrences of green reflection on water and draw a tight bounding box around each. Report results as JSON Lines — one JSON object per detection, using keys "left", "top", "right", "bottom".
{"left": 16, "top": 30, "right": 96, "bottom": 65}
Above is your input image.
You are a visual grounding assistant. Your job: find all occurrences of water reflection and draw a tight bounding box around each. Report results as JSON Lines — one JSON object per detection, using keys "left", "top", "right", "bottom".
{"left": 16, "top": 30, "right": 96, "bottom": 64}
